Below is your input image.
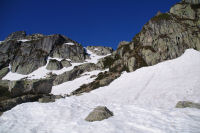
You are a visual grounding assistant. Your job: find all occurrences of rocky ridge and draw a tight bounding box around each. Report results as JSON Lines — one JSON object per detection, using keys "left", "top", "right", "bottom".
{"left": 71, "top": 0, "right": 200, "bottom": 95}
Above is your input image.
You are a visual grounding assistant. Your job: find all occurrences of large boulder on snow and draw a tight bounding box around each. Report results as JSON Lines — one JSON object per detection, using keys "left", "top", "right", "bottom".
{"left": 8, "top": 78, "right": 53, "bottom": 97}
{"left": 85, "top": 106, "right": 113, "bottom": 122}
{"left": 46, "top": 59, "right": 63, "bottom": 70}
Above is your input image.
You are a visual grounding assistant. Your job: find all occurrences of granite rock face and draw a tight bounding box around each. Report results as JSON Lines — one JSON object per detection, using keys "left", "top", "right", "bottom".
{"left": 46, "top": 59, "right": 63, "bottom": 70}
{"left": 0, "top": 32, "right": 87, "bottom": 74}
{"left": 87, "top": 46, "right": 113, "bottom": 56}
{"left": 8, "top": 78, "right": 53, "bottom": 97}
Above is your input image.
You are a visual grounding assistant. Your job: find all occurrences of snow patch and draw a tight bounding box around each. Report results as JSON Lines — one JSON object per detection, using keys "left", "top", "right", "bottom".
{"left": 17, "top": 39, "right": 30, "bottom": 42}
{"left": 64, "top": 42, "right": 75, "bottom": 45}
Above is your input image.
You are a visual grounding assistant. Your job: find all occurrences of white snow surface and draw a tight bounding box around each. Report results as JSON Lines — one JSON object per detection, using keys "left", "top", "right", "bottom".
{"left": 2, "top": 49, "right": 108, "bottom": 80}
{"left": 64, "top": 42, "right": 75, "bottom": 45}
{"left": 0, "top": 49, "right": 200, "bottom": 133}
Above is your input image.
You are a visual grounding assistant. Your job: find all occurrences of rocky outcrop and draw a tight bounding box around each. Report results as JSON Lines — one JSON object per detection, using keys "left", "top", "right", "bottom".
{"left": 87, "top": 46, "right": 113, "bottom": 56}
{"left": 176, "top": 101, "right": 200, "bottom": 109}
{"left": 61, "top": 59, "right": 72, "bottom": 68}
{"left": 0, "top": 32, "right": 87, "bottom": 75}
{"left": 85, "top": 106, "right": 113, "bottom": 122}
{"left": 0, "top": 67, "right": 9, "bottom": 79}
{"left": 71, "top": 71, "right": 120, "bottom": 95}
{"left": 38, "top": 94, "right": 63, "bottom": 103}
{"left": 0, "top": 94, "right": 42, "bottom": 112}
{"left": 9, "top": 78, "right": 53, "bottom": 97}
{"left": 182, "top": 0, "right": 200, "bottom": 4}
{"left": 5, "top": 31, "right": 26, "bottom": 41}
{"left": 46, "top": 59, "right": 63, "bottom": 70}
{"left": 53, "top": 63, "right": 99, "bottom": 85}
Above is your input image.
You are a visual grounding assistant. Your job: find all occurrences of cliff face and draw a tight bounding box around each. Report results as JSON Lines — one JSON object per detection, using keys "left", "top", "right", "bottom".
{"left": 0, "top": 32, "right": 86, "bottom": 74}
{"left": 110, "top": 0, "right": 200, "bottom": 71}
{"left": 72, "top": 1, "right": 200, "bottom": 94}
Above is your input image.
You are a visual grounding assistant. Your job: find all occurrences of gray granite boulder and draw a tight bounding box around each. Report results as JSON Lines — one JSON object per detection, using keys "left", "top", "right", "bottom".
{"left": 85, "top": 106, "right": 113, "bottom": 122}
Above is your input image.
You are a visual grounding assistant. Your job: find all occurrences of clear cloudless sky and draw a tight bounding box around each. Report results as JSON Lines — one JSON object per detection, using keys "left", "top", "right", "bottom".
{"left": 0, "top": 0, "right": 180, "bottom": 49}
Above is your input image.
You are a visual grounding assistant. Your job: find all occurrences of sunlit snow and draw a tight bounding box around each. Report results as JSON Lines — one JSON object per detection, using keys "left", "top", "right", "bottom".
{"left": 0, "top": 49, "right": 200, "bottom": 133}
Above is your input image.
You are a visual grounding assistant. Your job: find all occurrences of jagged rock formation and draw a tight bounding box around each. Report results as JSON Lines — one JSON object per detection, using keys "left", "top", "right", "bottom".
{"left": 60, "top": 59, "right": 72, "bottom": 68}
{"left": 0, "top": 32, "right": 87, "bottom": 74}
{"left": 72, "top": 1, "right": 200, "bottom": 95}
{"left": 87, "top": 46, "right": 113, "bottom": 56}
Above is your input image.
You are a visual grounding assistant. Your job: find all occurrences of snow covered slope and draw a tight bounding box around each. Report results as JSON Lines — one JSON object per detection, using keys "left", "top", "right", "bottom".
{"left": 0, "top": 49, "right": 200, "bottom": 133}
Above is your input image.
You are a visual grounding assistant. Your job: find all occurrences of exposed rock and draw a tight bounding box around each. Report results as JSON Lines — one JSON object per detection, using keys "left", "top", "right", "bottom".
{"left": 1, "top": 32, "right": 87, "bottom": 75}
{"left": 38, "top": 94, "right": 64, "bottom": 103}
{"left": 38, "top": 95, "right": 55, "bottom": 103}
{"left": 87, "top": 46, "right": 113, "bottom": 56}
{"left": 0, "top": 40, "right": 20, "bottom": 70}
{"left": 0, "top": 94, "right": 42, "bottom": 112}
{"left": 46, "top": 59, "right": 63, "bottom": 70}
{"left": 61, "top": 59, "right": 72, "bottom": 68}
{"left": 0, "top": 67, "right": 9, "bottom": 79}
{"left": 53, "top": 63, "right": 99, "bottom": 85}
{"left": 9, "top": 78, "right": 53, "bottom": 97}
{"left": 170, "top": 3, "right": 196, "bottom": 19}
{"left": 85, "top": 106, "right": 113, "bottom": 122}
{"left": 182, "top": 0, "right": 200, "bottom": 4}
{"left": 5, "top": 31, "right": 26, "bottom": 41}
{"left": 72, "top": 71, "right": 120, "bottom": 95}
{"left": 117, "top": 41, "right": 130, "bottom": 49}
{"left": 176, "top": 101, "right": 200, "bottom": 109}
{"left": 51, "top": 42, "right": 86, "bottom": 63}
{"left": 0, "top": 112, "right": 2, "bottom": 116}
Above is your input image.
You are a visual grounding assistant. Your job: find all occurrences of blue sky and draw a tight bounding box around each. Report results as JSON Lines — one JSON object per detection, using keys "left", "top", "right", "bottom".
{"left": 0, "top": 0, "right": 179, "bottom": 49}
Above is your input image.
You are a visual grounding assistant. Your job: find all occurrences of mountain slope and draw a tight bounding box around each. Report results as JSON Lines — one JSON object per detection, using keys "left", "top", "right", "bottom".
{"left": 0, "top": 49, "right": 200, "bottom": 133}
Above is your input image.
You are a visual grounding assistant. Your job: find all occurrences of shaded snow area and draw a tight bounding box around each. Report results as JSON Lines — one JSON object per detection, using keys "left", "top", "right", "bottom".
{"left": 0, "top": 49, "right": 200, "bottom": 133}
{"left": 2, "top": 49, "right": 107, "bottom": 81}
